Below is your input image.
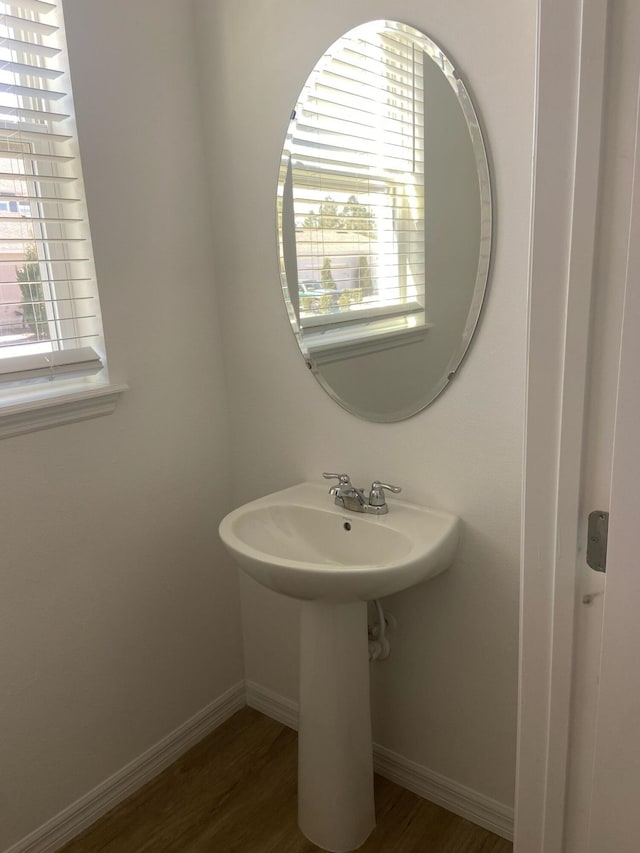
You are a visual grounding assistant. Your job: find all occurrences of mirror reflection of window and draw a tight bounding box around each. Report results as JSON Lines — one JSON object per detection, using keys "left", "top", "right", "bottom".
{"left": 289, "top": 22, "right": 426, "bottom": 345}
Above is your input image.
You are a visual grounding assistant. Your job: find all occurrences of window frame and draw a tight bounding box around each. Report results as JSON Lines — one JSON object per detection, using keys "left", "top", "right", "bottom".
{"left": 0, "top": 0, "right": 124, "bottom": 436}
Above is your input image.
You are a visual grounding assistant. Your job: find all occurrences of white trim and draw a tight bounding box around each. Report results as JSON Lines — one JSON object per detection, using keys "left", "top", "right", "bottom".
{"left": 307, "top": 324, "right": 430, "bottom": 366}
{"left": 302, "top": 300, "right": 425, "bottom": 331}
{"left": 3, "top": 682, "right": 246, "bottom": 853}
{"left": 373, "top": 746, "right": 513, "bottom": 842}
{"left": 0, "top": 381, "right": 128, "bottom": 439}
{"left": 541, "top": 0, "right": 608, "bottom": 846}
{"left": 586, "top": 71, "right": 640, "bottom": 850}
{"left": 516, "top": 0, "right": 607, "bottom": 850}
{"left": 246, "top": 679, "right": 299, "bottom": 729}
{"left": 0, "top": 347, "right": 103, "bottom": 384}
{"left": 246, "top": 680, "right": 513, "bottom": 841}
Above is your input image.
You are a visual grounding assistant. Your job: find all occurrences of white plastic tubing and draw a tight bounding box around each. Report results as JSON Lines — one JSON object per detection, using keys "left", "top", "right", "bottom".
{"left": 368, "top": 599, "right": 390, "bottom": 661}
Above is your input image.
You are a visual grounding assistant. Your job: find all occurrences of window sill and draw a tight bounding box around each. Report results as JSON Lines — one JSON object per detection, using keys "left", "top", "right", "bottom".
{"left": 301, "top": 300, "right": 425, "bottom": 331}
{"left": 0, "top": 381, "right": 128, "bottom": 440}
{"left": 305, "top": 323, "right": 431, "bottom": 367}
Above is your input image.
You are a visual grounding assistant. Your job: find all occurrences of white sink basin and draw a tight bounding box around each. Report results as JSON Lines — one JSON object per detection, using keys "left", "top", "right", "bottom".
{"left": 218, "top": 481, "right": 459, "bottom": 602}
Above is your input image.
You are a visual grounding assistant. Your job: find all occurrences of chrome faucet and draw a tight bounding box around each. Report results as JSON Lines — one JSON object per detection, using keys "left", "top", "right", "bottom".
{"left": 323, "top": 473, "right": 402, "bottom": 515}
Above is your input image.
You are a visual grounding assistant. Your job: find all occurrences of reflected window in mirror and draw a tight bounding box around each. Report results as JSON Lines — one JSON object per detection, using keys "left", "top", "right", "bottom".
{"left": 285, "top": 23, "right": 427, "bottom": 360}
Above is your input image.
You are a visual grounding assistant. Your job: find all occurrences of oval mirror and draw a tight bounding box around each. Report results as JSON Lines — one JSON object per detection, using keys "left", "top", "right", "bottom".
{"left": 277, "top": 20, "right": 492, "bottom": 422}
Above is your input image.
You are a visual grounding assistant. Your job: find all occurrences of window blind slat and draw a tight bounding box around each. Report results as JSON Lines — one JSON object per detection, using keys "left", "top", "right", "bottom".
{"left": 0, "top": 125, "right": 71, "bottom": 143}
{"left": 1, "top": 332, "right": 98, "bottom": 348}
{"left": 308, "top": 84, "right": 421, "bottom": 125}
{"left": 0, "top": 256, "right": 89, "bottom": 263}
{"left": 0, "top": 118, "right": 70, "bottom": 138}
{"left": 294, "top": 176, "right": 422, "bottom": 194}
{"left": 297, "top": 239, "right": 424, "bottom": 251}
{"left": 293, "top": 134, "right": 423, "bottom": 168}
{"left": 295, "top": 122, "right": 424, "bottom": 156}
{"left": 0, "top": 214, "right": 81, "bottom": 223}
{"left": 343, "top": 32, "right": 418, "bottom": 57}
{"left": 293, "top": 153, "right": 423, "bottom": 177}
{"left": 293, "top": 157, "right": 422, "bottom": 180}
{"left": 301, "top": 103, "right": 422, "bottom": 136}
{"left": 0, "top": 105, "right": 69, "bottom": 122}
{"left": 334, "top": 51, "right": 417, "bottom": 84}
{"left": 0, "top": 13, "right": 58, "bottom": 36}
{"left": 0, "top": 193, "right": 80, "bottom": 203}
{"left": 0, "top": 310, "right": 95, "bottom": 329}
{"left": 0, "top": 59, "right": 62, "bottom": 79}
{"left": 306, "top": 86, "right": 422, "bottom": 121}
{"left": 0, "top": 171, "right": 76, "bottom": 183}
{"left": 299, "top": 259, "right": 426, "bottom": 272}
{"left": 1, "top": 333, "right": 98, "bottom": 351}
{"left": 1, "top": 295, "right": 93, "bottom": 307}
{"left": 0, "top": 82, "right": 65, "bottom": 100}
{"left": 2, "top": 0, "right": 56, "bottom": 15}
{"left": 0, "top": 275, "right": 90, "bottom": 287}
{"left": 292, "top": 172, "right": 422, "bottom": 192}
{"left": 314, "top": 68, "right": 420, "bottom": 107}
{"left": 0, "top": 36, "right": 60, "bottom": 57}
{"left": 0, "top": 151, "right": 74, "bottom": 164}
{"left": 0, "top": 236, "right": 86, "bottom": 244}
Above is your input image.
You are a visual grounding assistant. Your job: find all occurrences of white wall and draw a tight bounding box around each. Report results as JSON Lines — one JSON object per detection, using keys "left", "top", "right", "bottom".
{"left": 0, "top": 2, "right": 244, "bottom": 849}
{"left": 195, "top": 0, "right": 536, "bottom": 808}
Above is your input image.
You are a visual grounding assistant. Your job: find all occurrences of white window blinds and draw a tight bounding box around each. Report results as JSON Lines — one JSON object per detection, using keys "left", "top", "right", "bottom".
{"left": 0, "top": 0, "right": 104, "bottom": 386}
{"left": 289, "top": 22, "right": 425, "bottom": 330}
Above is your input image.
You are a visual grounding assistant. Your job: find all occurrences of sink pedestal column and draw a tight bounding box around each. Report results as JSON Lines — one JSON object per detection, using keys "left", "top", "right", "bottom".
{"left": 298, "top": 600, "right": 375, "bottom": 853}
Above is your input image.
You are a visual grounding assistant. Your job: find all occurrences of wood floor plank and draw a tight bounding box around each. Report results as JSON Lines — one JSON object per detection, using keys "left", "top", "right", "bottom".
{"left": 60, "top": 708, "right": 513, "bottom": 853}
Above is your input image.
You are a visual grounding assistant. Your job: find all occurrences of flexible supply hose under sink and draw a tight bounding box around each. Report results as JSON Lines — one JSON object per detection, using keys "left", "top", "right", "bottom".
{"left": 368, "top": 599, "right": 391, "bottom": 661}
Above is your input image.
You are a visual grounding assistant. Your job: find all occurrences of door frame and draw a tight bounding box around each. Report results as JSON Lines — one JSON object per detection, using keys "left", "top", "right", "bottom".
{"left": 585, "top": 69, "right": 640, "bottom": 851}
{"left": 516, "top": 0, "right": 608, "bottom": 850}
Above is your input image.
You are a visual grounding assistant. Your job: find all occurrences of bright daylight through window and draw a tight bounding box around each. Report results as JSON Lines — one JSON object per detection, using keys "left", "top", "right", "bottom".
{"left": 0, "top": 0, "right": 108, "bottom": 404}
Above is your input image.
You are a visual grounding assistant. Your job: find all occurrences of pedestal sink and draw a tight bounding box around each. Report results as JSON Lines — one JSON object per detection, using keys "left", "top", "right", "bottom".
{"left": 218, "top": 482, "right": 459, "bottom": 852}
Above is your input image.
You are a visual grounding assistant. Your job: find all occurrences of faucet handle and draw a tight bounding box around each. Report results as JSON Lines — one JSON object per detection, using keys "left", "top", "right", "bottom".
{"left": 323, "top": 472, "right": 352, "bottom": 486}
{"left": 369, "top": 481, "right": 402, "bottom": 507}
{"left": 322, "top": 473, "right": 353, "bottom": 501}
{"left": 323, "top": 472, "right": 352, "bottom": 496}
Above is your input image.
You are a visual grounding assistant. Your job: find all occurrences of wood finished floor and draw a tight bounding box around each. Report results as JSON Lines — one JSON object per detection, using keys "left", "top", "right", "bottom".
{"left": 60, "top": 707, "right": 513, "bottom": 853}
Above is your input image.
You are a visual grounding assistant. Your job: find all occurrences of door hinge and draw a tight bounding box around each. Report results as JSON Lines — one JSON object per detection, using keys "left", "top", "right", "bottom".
{"left": 587, "top": 510, "right": 609, "bottom": 573}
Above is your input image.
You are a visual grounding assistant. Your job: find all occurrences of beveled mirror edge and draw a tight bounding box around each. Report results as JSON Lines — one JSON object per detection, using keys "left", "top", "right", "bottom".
{"left": 432, "top": 72, "right": 494, "bottom": 398}
{"left": 275, "top": 20, "right": 494, "bottom": 423}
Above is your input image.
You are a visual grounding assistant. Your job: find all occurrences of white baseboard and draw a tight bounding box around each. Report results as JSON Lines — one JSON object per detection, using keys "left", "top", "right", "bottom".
{"left": 373, "top": 744, "right": 514, "bottom": 841}
{"left": 246, "top": 680, "right": 514, "bottom": 841}
{"left": 4, "top": 682, "right": 246, "bottom": 853}
{"left": 245, "top": 679, "right": 299, "bottom": 729}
